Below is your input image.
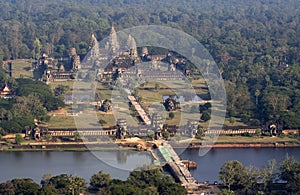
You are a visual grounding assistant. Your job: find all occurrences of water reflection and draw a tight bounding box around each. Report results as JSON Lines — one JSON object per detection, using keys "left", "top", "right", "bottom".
{"left": 73, "top": 151, "right": 85, "bottom": 161}
{"left": 41, "top": 151, "right": 51, "bottom": 159}
{"left": 117, "top": 150, "right": 127, "bottom": 164}
{"left": 92, "top": 150, "right": 153, "bottom": 171}
{"left": 14, "top": 151, "right": 24, "bottom": 160}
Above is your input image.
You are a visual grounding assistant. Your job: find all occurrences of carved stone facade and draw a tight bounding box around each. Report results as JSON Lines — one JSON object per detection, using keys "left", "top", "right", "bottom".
{"left": 38, "top": 25, "right": 191, "bottom": 84}
{"left": 108, "top": 25, "right": 120, "bottom": 57}
{"left": 151, "top": 113, "right": 164, "bottom": 139}
{"left": 163, "top": 97, "right": 180, "bottom": 111}
{"left": 116, "top": 118, "right": 127, "bottom": 139}
{"left": 39, "top": 49, "right": 80, "bottom": 83}
{"left": 70, "top": 48, "right": 81, "bottom": 71}
{"left": 187, "top": 120, "right": 199, "bottom": 138}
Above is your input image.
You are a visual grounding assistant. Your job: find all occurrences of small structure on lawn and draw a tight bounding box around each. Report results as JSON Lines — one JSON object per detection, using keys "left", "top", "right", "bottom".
{"left": 0, "top": 83, "right": 12, "bottom": 99}
{"left": 100, "top": 99, "right": 113, "bottom": 112}
{"left": 163, "top": 96, "right": 180, "bottom": 111}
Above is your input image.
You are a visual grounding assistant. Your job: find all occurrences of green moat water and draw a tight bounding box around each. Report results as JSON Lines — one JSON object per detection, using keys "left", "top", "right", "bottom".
{"left": 1, "top": 148, "right": 300, "bottom": 183}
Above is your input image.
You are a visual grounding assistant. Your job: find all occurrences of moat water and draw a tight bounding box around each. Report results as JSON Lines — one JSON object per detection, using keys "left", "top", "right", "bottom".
{"left": 0, "top": 148, "right": 300, "bottom": 183}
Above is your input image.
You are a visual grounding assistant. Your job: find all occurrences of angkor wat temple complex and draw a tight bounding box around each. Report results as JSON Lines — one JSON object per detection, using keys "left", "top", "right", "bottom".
{"left": 37, "top": 25, "right": 191, "bottom": 83}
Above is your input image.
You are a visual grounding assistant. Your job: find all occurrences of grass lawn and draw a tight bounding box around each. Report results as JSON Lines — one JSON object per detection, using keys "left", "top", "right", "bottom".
{"left": 164, "top": 110, "right": 202, "bottom": 126}
{"left": 46, "top": 77, "right": 212, "bottom": 128}
{"left": 97, "top": 112, "right": 117, "bottom": 127}
{"left": 49, "top": 81, "right": 113, "bottom": 100}
{"left": 138, "top": 88, "right": 205, "bottom": 105}
{"left": 110, "top": 96, "right": 140, "bottom": 126}
{"left": 48, "top": 81, "right": 76, "bottom": 90}
{"left": 49, "top": 80, "right": 102, "bottom": 90}
{"left": 11, "top": 59, "right": 34, "bottom": 78}
{"left": 191, "top": 78, "right": 207, "bottom": 87}
{"left": 137, "top": 78, "right": 209, "bottom": 105}
{"left": 139, "top": 89, "right": 164, "bottom": 103}
{"left": 49, "top": 80, "right": 107, "bottom": 90}
{"left": 139, "top": 79, "right": 207, "bottom": 90}
{"left": 48, "top": 112, "right": 117, "bottom": 128}
{"left": 96, "top": 88, "right": 113, "bottom": 100}
{"left": 48, "top": 116, "right": 76, "bottom": 128}
{"left": 223, "top": 117, "right": 247, "bottom": 126}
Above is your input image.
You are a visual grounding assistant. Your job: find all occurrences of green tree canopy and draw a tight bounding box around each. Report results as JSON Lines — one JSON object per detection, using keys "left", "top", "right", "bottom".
{"left": 90, "top": 170, "right": 111, "bottom": 189}
{"left": 279, "top": 155, "right": 300, "bottom": 194}
{"left": 45, "top": 174, "right": 86, "bottom": 195}
{"left": 201, "top": 111, "right": 211, "bottom": 122}
{"left": 0, "top": 178, "right": 40, "bottom": 195}
{"left": 219, "top": 160, "right": 244, "bottom": 191}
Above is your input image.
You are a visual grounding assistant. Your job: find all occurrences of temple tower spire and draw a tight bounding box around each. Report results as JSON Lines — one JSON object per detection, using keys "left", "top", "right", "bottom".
{"left": 127, "top": 34, "right": 138, "bottom": 59}
{"left": 91, "top": 33, "right": 100, "bottom": 57}
{"left": 109, "top": 25, "right": 120, "bottom": 56}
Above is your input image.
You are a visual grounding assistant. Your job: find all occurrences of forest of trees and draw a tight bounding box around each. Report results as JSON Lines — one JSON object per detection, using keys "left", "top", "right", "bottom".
{"left": 219, "top": 155, "right": 300, "bottom": 195}
{"left": 0, "top": 0, "right": 300, "bottom": 128}
{"left": 0, "top": 167, "right": 186, "bottom": 195}
{"left": 0, "top": 67, "right": 64, "bottom": 134}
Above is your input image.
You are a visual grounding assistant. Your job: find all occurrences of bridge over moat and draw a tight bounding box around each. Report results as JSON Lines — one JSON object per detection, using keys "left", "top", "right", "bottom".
{"left": 150, "top": 140, "right": 202, "bottom": 194}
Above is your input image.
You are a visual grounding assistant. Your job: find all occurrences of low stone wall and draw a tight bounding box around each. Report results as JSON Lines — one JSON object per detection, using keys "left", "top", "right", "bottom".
{"left": 282, "top": 129, "right": 299, "bottom": 135}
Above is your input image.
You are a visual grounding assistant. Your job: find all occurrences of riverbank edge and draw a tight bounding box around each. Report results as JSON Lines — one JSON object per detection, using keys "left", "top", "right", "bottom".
{"left": 180, "top": 141, "right": 300, "bottom": 149}
{"left": 3, "top": 147, "right": 137, "bottom": 152}
{"left": 0, "top": 142, "right": 137, "bottom": 152}
{"left": 1, "top": 140, "right": 300, "bottom": 151}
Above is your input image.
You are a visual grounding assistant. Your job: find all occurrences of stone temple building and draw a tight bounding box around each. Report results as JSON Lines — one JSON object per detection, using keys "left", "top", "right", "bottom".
{"left": 92, "top": 26, "right": 190, "bottom": 83}
{"left": 39, "top": 25, "right": 191, "bottom": 83}
{"left": 39, "top": 48, "right": 81, "bottom": 83}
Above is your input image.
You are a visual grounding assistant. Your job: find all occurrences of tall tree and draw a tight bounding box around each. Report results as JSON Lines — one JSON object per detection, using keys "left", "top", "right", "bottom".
{"left": 240, "top": 166, "right": 259, "bottom": 194}
{"left": 33, "top": 38, "right": 41, "bottom": 59}
{"left": 219, "top": 160, "right": 244, "bottom": 191}
{"left": 90, "top": 170, "right": 111, "bottom": 189}
{"left": 279, "top": 155, "right": 300, "bottom": 194}
{"left": 259, "top": 159, "right": 277, "bottom": 193}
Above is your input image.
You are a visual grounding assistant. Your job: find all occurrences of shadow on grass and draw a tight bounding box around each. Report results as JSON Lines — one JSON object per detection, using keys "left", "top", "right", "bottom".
{"left": 23, "top": 67, "right": 31, "bottom": 71}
